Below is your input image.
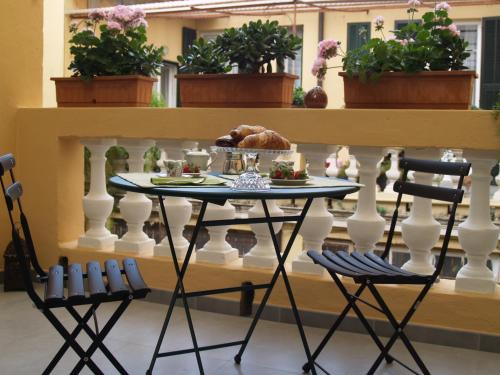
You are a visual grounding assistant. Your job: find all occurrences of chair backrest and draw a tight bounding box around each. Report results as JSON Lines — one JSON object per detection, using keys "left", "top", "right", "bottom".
{"left": 382, "top": 157, "right": 471, "bottom": 279}
{"left": 0, "top": 153, "right": 46, "bottom": 303}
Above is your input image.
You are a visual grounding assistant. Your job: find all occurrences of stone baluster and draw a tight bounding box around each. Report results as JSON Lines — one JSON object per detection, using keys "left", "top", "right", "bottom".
{"left": 196, "top": 202, "right": 239, "bottom": 264}
{"left": 400, "top": 148, "right": 441, "bottom": 274}
{"left": 326, "top": 150, "right": 339, "bottom": 178}
{"left": 154, "top": 140, "right": 195, "bottom": 259}
{"left": 347, "top": 147, "right": 385, "bottom": 253}
{"left": 345, "top": 148, "right": 358, "bottom": 182}
{"left": 385, "top": 148, "right": 401, "bottom": 192}
{"left": 243, "top": 200, "right": 284, "bottom": 268}
{"left": 114, "top": 139, "right": 156, "bottom": 254}
{"left": 78, "top": 139, "right": 118, "bottom": 250}
{"left": 456, "top": 151, "right": 499, "bottom": 294}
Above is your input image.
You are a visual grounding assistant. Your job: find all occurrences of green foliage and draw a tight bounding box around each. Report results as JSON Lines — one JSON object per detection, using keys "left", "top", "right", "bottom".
{"left": 69, "top": 22, "right": 164, "bottom": 79}
{"left": 292, "top": 87, "right": 305, "bottom": 106}
{"left": 177, "top": 38, "right": 231, "bottom": 74}
{"left": 493, "top": 92, "right": 500, "bottom": 120}
{"left": 343, "top": 8, "right": 470, "bottom": 81}
{"left": 216, "top": 20, "right": 302, "bottom": 74}
{"left": 150, "top": 91, "right": 166, "bottom": 107}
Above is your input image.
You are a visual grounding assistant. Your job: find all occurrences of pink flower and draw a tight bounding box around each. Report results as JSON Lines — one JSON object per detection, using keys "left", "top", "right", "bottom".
{"left": 132, "top": 7, "right": 146, "bottom": 20}
{"left": 387, "top": 34, "right": 397, "bottom": 41}
{"left": 311, "top": 57, "right": 327, "bottom": 78}
{"left": 107, "top": 20, "right": 122, "bottom": 31}
{"left": 447, "top": 23, "right": 460, "bottom": 36}
{"left": 407, "top": 0, "right": 421, "bottom": 7}
{"left": 317, "top": 39, "right": 339, "bottom": 59}
{"left": 399, "top": 39, "right": 410, "bottom": 46}
{"left": 109, "top": 5, "right": 134, "bottom": 24}
{"left": 130, "top": 17, "right": 148, "bottom": 29}
{"left": 88, "top": 8, "right": 107, "bottom": 21}
{"left": 435, "top": 2, "right": 450, "bottom": 11}
{"left": 374, "top": 16, "right": 384, "bottom": 28}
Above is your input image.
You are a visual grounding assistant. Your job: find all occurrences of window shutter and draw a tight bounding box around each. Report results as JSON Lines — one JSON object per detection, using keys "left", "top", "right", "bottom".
{"left": 347, "top": 23, "right": 371, "bottom": 51}
{"left": 480, "top": 17, "right": 500, "bottom": 109}
{"left": 182, "top": 28, "right": 197, "bottom": 56}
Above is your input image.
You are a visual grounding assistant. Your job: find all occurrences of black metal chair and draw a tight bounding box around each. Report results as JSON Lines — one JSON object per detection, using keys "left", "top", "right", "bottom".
{"left": 304, "top": 157, "right": 471, "bottom": 375}
{"left": 0, "top": 153, "right": 151, "bottom": 374}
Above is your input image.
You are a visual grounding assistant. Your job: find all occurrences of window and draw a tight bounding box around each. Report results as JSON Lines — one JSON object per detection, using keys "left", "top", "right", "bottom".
{"left": 284, "top": 26, "right": 304, "bottom": 88}
{"left": 347, "top": 22, "right": 371, "bottom": 51}
{"left": 154, "top": 61, "right": 178, "bottom": 107}
{"left": 479, "top": 17, "right": 499, "bottom": 109}
{"left": 456, "top": 22, "right": 481, "bottom": 107}
{"left": 394, "top": 19, "right": 422, "bottom": 30}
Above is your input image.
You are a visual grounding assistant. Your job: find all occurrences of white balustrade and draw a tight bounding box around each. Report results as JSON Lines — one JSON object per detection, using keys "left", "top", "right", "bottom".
{"left": 385, "top": 148, "right": 401, "bottom": 192}
{"left": 400, "top": 148, "right": 441, "bottom": 275}
{"left": 347, "top": 147, "right": 385, "bottom": 253}
{"left": 78, "top": 139, "right": 118, "bottom": 250}
{"left": 243, "top": 200, "right": 284, "bottom": 268}
{"left": 345, "top": 149, "right": 358, "bottom": 181}
{"left": 196, "top": 202, "right": 239, "bottom": 264}
{"left": 456, "top": 151, "right": 499, "bottom": 294}
{"left": 326, "top": 152, "right": 339, "bottom": 178}
{"left": 114, "top": 139, "right": 156, "bottom": 254}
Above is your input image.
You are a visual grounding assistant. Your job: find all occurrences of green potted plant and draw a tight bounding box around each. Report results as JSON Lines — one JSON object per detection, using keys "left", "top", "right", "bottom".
{"left": 311, "top": 1, "right": 476, "bottom": 109}
{"left": 52, "top": 5, "right": 164, "bottom": 107}
{"left": 176, "top": 20, "right": 302, "bottom": 108}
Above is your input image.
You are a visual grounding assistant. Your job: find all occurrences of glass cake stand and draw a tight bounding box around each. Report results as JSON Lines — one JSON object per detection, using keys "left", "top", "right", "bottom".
{"left": 214, "top": 147, "right": 293, "bottom": 191}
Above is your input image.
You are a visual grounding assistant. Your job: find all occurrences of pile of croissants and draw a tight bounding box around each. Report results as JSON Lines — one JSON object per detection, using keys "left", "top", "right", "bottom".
{"left": 215, "top": 125, "right": 291, "bottom": 150}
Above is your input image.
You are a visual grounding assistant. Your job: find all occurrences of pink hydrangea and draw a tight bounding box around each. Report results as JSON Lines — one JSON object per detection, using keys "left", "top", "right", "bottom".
{"left": 374, "top": 16, "right": 385, "bottom": 28}
{"left": 447, "top": 23, "right": 460, "bottom": 36}
{"left": 407, "top": 0, "right": 421, "bottom": 7}
{"left": 435, "top": 2, "right": 450, "bottom": 11}
{"left": 109, "top": 5, "right": 134, "bottom": 23}
{"left": 317, "top": 39, "right": 339, "bottom": 59}
{"left": 88, "top": 8, "right": 107, "bottom": 21}
{"left": 107, "top": 20, "right": 122, "bottom": 31}
{"left": 311, "top": 57, "right": 327, "bottom": 78}
{"left": 130, "top": 17, "right": 148, "bottom": 29}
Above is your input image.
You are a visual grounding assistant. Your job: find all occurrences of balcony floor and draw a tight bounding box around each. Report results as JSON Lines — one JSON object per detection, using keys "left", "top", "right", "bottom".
{"left": 1, "top": 288, "right": 499, "bottom": 375}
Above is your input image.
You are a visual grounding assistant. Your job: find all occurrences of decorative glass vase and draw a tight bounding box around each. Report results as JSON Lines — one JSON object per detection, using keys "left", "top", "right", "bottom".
{"left": 304, "top": 86, "right": 328, "bottom": 109}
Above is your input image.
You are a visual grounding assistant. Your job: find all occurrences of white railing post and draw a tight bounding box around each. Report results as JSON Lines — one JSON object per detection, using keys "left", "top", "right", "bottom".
{"left": 385, "top": 148, "right": 401, "bottom": 192}
{"left": 401, "top": 148, "right": 441, "bottom": 275}
{"left": 347, "top": 147, "right": 385, "bottom": 253}
{"left": 114, "top": 139, "right": 156, "bottom": 254}
{"left": 345, "top": 148, "right": 359, "bottom": 182}
{"left": 154, "top": 140, "right": 194, "bottom": 259}
{"left": 456, "top": 151, "right": 499, "bottom": 294}
{"left": 243, "top": 200, "right": 284, "bottom": 268}
{"left": 78, "top": 139, "right": 117, "bottom": 250}
{"left": 196, "top": 202, "right": 239, "bottom": 264}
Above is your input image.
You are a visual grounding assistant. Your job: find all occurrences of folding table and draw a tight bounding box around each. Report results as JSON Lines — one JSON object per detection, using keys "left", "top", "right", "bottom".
{"left": 109, "top": 175, "right": 359, "bottom": 375}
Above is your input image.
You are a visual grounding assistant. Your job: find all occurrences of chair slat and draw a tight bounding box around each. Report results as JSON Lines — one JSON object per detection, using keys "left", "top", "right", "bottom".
{"left": 364, "top": 253, "right": 414, "bottom": 276}
{"left": 87, "top": 262, "right": 107, "bottom": 296}
{"left": 400, "top": 158, "right": 471, "bottom": 176}
{"left": 324, "top": 250, "right": 378, "bottom": 275}
{"left": 67, "top": 264, "right": 85, "bottom": 300}
{"left": 308, "top": 251, "right": 361, "bottom": 277}
{"left": 0, "top": 153, "right": 15, "bottom": 176}
{"left": 105, "top": 259, "right": 128, "bottom": 295}
{"left": 394, "top": 181, "right": 464, "bottom": 203}
{"left": 5, "top": 182, "right": 23, "bottom": 211}
{"left": 45, "top": 265, "right": 64, "bottom": 301}
{"left": 123, "top": 259, "right": 149, "bottom": 293}
{"left": 350, "top": 252, "right": 405, "bottom": 276}
{"left": 336, "top": 251, "right": 391, "bottom": 275}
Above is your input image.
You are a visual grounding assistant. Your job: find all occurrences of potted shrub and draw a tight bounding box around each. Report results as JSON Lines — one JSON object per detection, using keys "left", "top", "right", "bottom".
{"left": 311, "top": 1, "right": 476, "bottom": 109}
{"left": 52, "top": 6, "right": 164, "bottom": 107}
{"left": 176, "top": 20, "right": 301, "bottom": 108}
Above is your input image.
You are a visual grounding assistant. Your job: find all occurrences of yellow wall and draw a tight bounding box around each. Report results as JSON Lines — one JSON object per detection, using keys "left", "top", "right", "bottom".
{"left": 0, "top": 1, "right": 44, "bottom": 271}
{"left": 147, "top": 17, "right": 196, "bottom": 62}
{"left": 44, "top": 0, "right": 65, "bottom": 107}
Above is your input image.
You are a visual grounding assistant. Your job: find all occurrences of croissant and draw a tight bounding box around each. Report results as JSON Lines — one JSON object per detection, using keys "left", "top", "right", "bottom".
{"left": 229, "top": 125, "right": 266, "bottom": 143}
{"left": 237, "top": 130, "right": 291, "bottom": 150}
{"left": 215, "top": 135, "right": 238, "bottom": 147}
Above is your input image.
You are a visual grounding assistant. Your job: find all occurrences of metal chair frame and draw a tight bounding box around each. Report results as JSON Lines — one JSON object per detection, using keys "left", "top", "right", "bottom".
{"left": 0, "top": 153, "right": 150, "bottom": 375}
{"left": 303, "top": 157, "right": 471, "bottom": 375}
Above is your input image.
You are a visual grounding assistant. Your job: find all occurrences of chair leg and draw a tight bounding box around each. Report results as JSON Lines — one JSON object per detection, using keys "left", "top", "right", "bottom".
{"left": 42, "top": 304, "right": 99, "bottom": 375}
{"left": 70, "top": 299, "right": 131, "bottom": 374}
{"left": 366, "top": 282, "right": 432, "bottom": 375}
{"left": 66, "top": 305, "right": 128, "bottom": 375}
{"left": 42, "top": 308, "right": 104, "bottom": 375}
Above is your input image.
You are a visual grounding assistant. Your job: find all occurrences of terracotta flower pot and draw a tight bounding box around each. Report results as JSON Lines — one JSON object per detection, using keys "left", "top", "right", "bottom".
{"left": 339, "top": 70, "right": 477, "bottom": 109}
{"left": 51, "top": 75, "right": 156, "bottom": 107}
{"left": 304, "top": 86, "right": 328, "bottom": 108}
{"left": 176, "top": 73, "right": 298, "bottom": 108}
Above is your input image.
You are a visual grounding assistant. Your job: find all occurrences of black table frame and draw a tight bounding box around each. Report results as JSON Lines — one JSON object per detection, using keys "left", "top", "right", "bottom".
{"left": 109, "top": 176, "right": 358, "bottom": 375}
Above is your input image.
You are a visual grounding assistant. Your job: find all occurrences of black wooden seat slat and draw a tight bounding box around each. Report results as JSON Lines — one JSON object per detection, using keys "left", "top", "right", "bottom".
{"left": 307, "top": 251, "right": 361, "bottom": 277}
{"left": 67, "top": 264, "right": 85, "bottom": 300}
{"left": 105, "top": 259, "right": 129, "bottom": 295}
{"left": 45, "top": 265, "right": 64, "bottom": 301}
{"left": 365, "top": 252, "right": 415, "bottom": 276}
{"left": 323, "top": 250, "right": 380, "bottom": 276}
{"left": 335, "top": 251, "right": 396, "bottom": 276}
{"left": 87, "top": 262, "right": 107, "bottom": 296}
{"left": 123, "top": 258, "right": 149, "bottom": 294}
{"left": 350, "top": 252, "right": 403, "bottom": 276}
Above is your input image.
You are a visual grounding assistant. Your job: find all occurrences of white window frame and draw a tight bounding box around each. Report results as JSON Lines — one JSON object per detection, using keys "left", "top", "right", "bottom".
{"left": 456, "top": 20, "right": 482, "bottom": 107}
{"left": 154, "top": 61, "right": 178, "bottom": 107}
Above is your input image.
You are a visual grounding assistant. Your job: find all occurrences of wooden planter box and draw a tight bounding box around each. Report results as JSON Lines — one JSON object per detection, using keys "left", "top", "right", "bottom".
{"left": 51, "top": 75, "right": 156, "bottom": 107}
{"left": 339, "top": 71, "right": 477, "bottom": 109}
{"left": 177, "top": 73, "right": 298, "bottom": 108}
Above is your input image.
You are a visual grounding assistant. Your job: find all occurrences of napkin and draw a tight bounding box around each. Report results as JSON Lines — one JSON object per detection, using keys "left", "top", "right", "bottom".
{"left": 150, "top": 176, "right": 227, "bottom": 186}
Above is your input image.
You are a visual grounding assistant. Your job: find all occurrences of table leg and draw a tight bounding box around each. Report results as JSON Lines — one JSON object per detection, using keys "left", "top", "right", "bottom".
{"left": 234, "top": 198, "right": 317, "bottom": 375}
{"left": 147, "top": 198, "right": 208, "bottom": 375}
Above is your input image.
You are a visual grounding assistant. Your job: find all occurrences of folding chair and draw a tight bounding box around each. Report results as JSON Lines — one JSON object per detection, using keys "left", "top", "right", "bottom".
{"left": 303, "top": 157, "right": 471, "bottom": 375}
{"left": 0, "top": 153, "right": 151, "bottom": 374}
